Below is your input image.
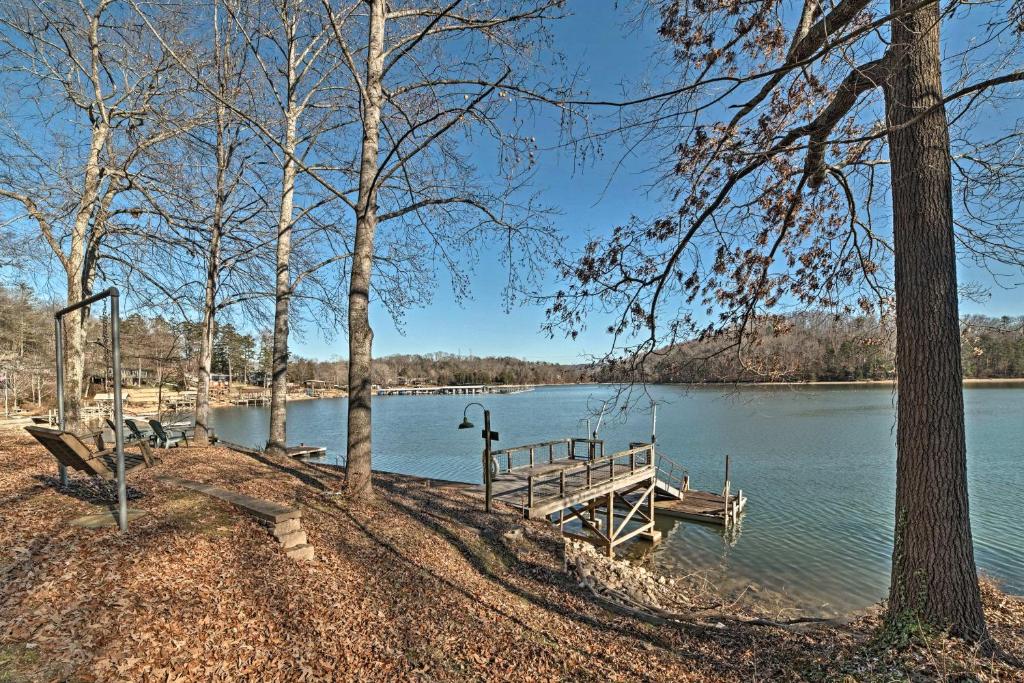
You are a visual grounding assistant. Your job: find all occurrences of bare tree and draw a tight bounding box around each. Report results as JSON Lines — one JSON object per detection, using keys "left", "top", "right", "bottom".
{"left": 547, "top": 0, "right": 1024, "bottom": 640}
{"left": 162, "top": 0, "right": 272, "bottom": 445}
{"left": 130, "top": 0, "right": 355, "bottom": 454}
{"left": 321, "top": 0, "right": 567, "bottom": 497}
{"left": 211, "top": 0, "right": 352, "bottom": 456}
{"left": 0, "top": 0, "right": 187, "bottom": 426}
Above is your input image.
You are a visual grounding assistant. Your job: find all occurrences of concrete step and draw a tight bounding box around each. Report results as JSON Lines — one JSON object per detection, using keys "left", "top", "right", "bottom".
{"left": 285, "top": 543, "right": 314, "bottom": 561}
{"left": 277, "top": 529, "right": 307, "bottom": 549}
{"left": 272, "top": 518, "right": 302, "bottom": 536}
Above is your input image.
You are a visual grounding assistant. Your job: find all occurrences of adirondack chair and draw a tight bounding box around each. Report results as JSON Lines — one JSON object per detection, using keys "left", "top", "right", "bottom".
{"left": 148, "top": 419, "right": 191, "bottom": 448}
{"left": 125, "top": 419, "right": 154, "bottom": 445}
{"left": 24, "top": 425, "right": 158, "bottom": 481}
{"left": 106, "top": 418, "right": 140, "bottom": 443}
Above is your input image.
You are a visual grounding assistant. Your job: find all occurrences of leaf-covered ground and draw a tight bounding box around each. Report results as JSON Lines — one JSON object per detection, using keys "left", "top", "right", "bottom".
{"left": 0, "top": 429, "right": 1020, "bottom": 681}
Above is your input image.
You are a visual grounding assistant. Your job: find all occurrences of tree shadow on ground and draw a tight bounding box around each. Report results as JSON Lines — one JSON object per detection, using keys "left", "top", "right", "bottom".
{"left": 32, "top": 473, "right": 146, "bottom": 504}
{"left": 383, "top": 474, "right": 823, "bottom": 676}
{"left": 235, "top": 449, "right": 332, "bottom": 492}
{"left": 310, "top": 475, "right": 796, "bottom": 678}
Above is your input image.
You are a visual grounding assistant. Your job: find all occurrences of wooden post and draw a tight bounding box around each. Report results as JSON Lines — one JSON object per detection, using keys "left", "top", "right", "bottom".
{"left": 606, "top": 490, "right": 615, "bottom": 558}
{"left": 483, "top": 410, "right": 493, "bottom": 513}
{"left": 507, "top": 451, "right": 512, "bottom": 472}
{"left": 527, "top": 474, "right": 534, "bottom": 509}
{"left": 586, "top": 461, "right": 592, "bottom": 488}
{"left": 530, "top": 447, "right": 536, "bottom": 467}
{"left": 648, "top": 474, "right": 656, "bottom": 533}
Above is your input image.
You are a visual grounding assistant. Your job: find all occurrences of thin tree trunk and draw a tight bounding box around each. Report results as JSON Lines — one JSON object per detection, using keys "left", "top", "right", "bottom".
{"left": 195, "top": 119, "right": 228, "bottom": 446}
{"left": 345, "top": 0, "right": 386, "bottom": 498}
{"left": 267, "top": 110, "right": 297, "bottom": 457}
{"left": 194, "top": 233, "right": 219, "bottom": 445}
{"left": 884, "top": 0, "right": 988, "bottom": 640}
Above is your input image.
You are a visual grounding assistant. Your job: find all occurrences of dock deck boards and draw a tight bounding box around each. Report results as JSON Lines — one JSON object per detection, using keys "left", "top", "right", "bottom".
{"left": 491, "top": 459, "right": 651, "bottom": 509}
{"left": 492, "top": 456, "right": 746, "bottom": 526}
{"left": 286, "top": 445, "right": 327, "bottom": 458}
{"left": 655, "top": 490, "right": 746, "bottom": 524}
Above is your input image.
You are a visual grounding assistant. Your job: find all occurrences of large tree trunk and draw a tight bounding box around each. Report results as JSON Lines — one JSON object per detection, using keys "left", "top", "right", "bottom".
{"left": 345, "top": 0, "right": 386, "bottom": 498}
{"left": 195, "top": 113, "right": 226, "bottom": 446}
{"left": 267, "top": 112, "right": 297, "bottom": 457}
{"left": 62, "top": 119, "right": 109, "bottom": 430}
{"left": 884, "top": 0, "right": 988, "bottom": 641}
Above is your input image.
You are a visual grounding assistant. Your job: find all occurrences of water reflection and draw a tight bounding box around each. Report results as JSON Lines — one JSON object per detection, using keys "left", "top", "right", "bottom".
{"left": 211, "top": 384, "right": 1024, "bottom": 615}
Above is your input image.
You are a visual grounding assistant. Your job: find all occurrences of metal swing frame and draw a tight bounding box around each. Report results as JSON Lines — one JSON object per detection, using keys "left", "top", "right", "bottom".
{"left": 54, "top": 287, "right": 130, "bottom": 531}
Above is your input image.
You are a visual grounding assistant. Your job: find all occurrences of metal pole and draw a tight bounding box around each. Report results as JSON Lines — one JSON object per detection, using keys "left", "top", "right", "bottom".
{"left": 54, "top": 316, "right": 67, "bottom": 486}
{"left": 110, "top": 290, "right": 127, "bottom": 532}
{"left": 483, "top": 409, "right": 492, "bottom": 513}
{"left": 651, "top": 402, "right": 657, "bottom": 445}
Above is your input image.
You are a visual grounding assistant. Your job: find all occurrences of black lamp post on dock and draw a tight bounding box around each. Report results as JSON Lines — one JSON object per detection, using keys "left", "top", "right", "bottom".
{"left": 458, "top": 402, "right": 498, "bottom": 512}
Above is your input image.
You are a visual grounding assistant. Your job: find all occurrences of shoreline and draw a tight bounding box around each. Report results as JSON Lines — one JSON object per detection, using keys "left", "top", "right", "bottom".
{"left": 2, "top": 435, "right": 1021, "bottom": 679}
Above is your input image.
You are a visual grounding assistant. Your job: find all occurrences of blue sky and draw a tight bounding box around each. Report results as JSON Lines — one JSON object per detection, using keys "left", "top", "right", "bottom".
{"left": 294, "top": 6, "right": 670, "bottom": 363}
{"left": 3, "top": 2, "right": 1020, "bottom": 364}
{"left": 290, "top": 3, "right": 1024, "bottom": 363}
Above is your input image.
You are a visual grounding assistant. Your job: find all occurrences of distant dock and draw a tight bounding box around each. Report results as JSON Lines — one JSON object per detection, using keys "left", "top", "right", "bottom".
{"left": 375, "top": 384, "right": 534, "bottom": 396}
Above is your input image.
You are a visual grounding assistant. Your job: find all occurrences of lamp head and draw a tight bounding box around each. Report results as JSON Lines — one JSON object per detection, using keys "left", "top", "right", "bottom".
{"left": 457, "top": 416, "right": 475, "bottom": 430}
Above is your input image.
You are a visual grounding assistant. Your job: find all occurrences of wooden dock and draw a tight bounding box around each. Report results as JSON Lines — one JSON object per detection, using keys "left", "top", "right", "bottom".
{"left": 231, "top": 393, "right": 271, "bottom": 406}
{"left": 286, "top": 445, "right": 327, "bottom": 459}
{"left": 491, "top": 443, "right": 661, "bottom": 558}
{"left": 488, "top": 437, "right": 746, "bottom": 555}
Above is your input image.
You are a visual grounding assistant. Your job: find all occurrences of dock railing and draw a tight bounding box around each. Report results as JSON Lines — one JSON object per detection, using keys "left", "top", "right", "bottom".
{"left": 524, "top": 443, "right": 655, "bottom": 516}
{"left": 491, "top": 439, "right": 571, "bottom": 474}
{"left": 656, "top": 452, "right": 690, "bottom": 495}
{"left": 491, "top": 437, "right": 608, "bottom": 475}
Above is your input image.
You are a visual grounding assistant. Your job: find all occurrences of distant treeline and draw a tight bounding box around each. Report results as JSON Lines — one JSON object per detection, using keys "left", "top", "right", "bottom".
{"left": 593, "top": 312, "right": 1024, "bottom": 384}
{"left": 288, "top": 352, "right": 588, "bottom": 387}
{"left": 2, "top": 285, "right": 1022, "bottom": 412}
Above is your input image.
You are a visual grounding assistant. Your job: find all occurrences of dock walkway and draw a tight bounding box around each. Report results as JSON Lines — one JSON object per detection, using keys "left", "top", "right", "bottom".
{"left": 489, "top": 437, "right": 747, "bottom": 556}
{"left": 491, "top": 442, "right": 659, "bottom": 557}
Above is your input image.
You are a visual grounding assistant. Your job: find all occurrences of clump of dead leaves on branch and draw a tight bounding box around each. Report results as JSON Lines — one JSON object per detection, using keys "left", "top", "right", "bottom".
{"left": 0, "top": 427, "right": 1020, "bottom": 681}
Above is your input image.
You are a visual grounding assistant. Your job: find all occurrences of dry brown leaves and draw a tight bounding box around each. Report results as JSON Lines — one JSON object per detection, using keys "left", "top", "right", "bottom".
{"left": 0, "top": 428, "right": 1021, "bottom": 681}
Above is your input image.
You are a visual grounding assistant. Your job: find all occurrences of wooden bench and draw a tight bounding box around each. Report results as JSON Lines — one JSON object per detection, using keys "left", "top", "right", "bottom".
{"left": 157, "top": 476, "right": 313, "bottom": 560}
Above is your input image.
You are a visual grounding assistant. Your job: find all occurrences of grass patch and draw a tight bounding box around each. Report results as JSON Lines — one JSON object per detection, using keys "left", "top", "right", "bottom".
{"left": 0, "top": 644, "right": 41, "bottom": 683}
{"left": 157, "top": 490, "right": 238, "bottom": 538}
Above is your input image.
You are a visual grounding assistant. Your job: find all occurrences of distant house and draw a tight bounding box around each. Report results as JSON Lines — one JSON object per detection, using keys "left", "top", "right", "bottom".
{"left": 89, "top": 368, "right": 156, "bottom": 386}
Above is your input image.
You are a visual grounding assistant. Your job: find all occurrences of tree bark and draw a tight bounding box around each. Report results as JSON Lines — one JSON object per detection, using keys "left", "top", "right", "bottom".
{"left": 266, "top": 17, "right": 300, "bottom": 456}
{"left": 267, "top": 119, "right": 296, "bottom": 456}
{"left": 194, "top": 176, "right": 223, "bottom": 446}
{"left": 884, "top": 0, "right": 988, "bottom": 640}
{"left": 345, "top": 0, "right": 386, "bottom": 498}
{"left": 63, "top": 116, "right": 110, "bottom": 430}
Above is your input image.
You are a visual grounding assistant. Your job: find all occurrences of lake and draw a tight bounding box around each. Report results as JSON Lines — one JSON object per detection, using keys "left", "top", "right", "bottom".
{"left": 210, "top": 383, "right": 1024, "bottom": 616}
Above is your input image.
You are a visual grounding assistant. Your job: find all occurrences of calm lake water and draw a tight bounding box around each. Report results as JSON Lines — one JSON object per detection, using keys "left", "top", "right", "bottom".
{"left": 210, "top": 384, "right": 1024, "bottom": 616}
